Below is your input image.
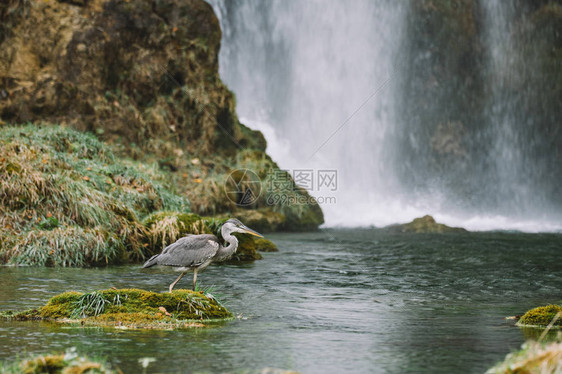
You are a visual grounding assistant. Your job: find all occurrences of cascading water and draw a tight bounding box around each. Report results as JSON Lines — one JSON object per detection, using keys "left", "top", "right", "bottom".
{"left": 207, "top": 0, "right": 562, "bottom": 232}
{"left": 481, "top": 1, "right": 556, "bottom": 222}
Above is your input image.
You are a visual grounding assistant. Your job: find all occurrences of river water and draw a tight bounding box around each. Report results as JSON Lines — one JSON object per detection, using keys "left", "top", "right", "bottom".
{"left": 1, "top": 230, "right": 561, "bottom": 373}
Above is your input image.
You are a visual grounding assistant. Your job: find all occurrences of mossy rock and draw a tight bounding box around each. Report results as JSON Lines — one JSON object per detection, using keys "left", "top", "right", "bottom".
{"left": 228, "top": 234, "right": 263, "bottom": 262}
{"left": 1, "top": 289, "right": 232, "bottom": 329}
{"left": 387, "top": 215, "right": 467, "bottom": 233}
{"left": 229, "top": 208, "right": 286, "bottom": 232}
{"left": 254, "top": 237, "right": 278, "bottom": 252}
{"left": 44, "top": 289, "right": 231, "bottom": 320}
{"left": 280, "top": 198, "right": 324, "bottom": 232}
{"left": 517, "top": 304, "right": 562, "bottom": 328}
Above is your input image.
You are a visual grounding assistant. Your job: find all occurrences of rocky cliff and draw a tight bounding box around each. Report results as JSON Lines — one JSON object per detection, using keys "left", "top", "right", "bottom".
{"left": 0, "top": 0, "right": 324, "bottom": 235}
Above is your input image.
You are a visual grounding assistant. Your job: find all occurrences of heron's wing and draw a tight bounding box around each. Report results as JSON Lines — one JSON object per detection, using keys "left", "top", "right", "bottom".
{"left": 155, "top": 235, "right": 220, "bottom": 267}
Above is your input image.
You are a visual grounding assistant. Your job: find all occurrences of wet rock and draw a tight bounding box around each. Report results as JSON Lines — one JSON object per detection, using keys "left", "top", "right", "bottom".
{"left": 387, "top": 215, "right": 467, "bottom": 233}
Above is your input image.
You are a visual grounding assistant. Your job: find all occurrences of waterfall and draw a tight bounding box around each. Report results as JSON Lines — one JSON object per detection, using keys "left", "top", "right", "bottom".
{"left": 207, "top": 0, "right": 562, "bottom": 232}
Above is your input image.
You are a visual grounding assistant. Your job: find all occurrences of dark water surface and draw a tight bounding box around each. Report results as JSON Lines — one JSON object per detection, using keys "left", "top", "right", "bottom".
{"left": 1, "top": 230, "right": 561, "bottom": 373}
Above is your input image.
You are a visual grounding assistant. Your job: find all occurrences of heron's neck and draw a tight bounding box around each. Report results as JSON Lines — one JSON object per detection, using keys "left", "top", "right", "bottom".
{"left": 215, "top": 229, "right": 238, "bottom": 262}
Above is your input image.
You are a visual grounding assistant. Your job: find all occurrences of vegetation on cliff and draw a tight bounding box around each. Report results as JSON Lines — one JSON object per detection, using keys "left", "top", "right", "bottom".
{"left": 0, "top": 348, "right": 117, "bottom": 374}
{"left": 0, "top": 0, "right": 320, "bottom": 266}
{"left": 0, "top": 125, "right": 184, "bottom": 265}
{"left": 0, "top": 125, "right": 276, "bottom": 265}
{"left": 0, "top": 0, "right": 324, "bottom": 240}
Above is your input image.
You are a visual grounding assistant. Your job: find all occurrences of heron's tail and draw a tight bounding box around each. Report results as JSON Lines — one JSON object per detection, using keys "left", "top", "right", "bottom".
{"left": 142, "top": 254, "right": 160, "bottom": 268}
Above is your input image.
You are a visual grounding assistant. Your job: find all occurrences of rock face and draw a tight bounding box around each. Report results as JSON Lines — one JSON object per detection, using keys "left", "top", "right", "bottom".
{"left": 389, "top": 215, "right": 467, "bottom": 233}
{"left": 0, "top": 0, "right": 243, "bottom": 154}
{"left": 0, "top": 0, "right": 324, "bottom": 232}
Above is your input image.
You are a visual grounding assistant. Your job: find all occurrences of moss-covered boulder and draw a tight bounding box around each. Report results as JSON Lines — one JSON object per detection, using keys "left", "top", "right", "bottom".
{"left": 387, "top": 215, "right": 467, "bottom": 233}
{"left": 229, "top": 208, "right": 286, "bottom": 233}
{"left": 2, "top": 289, "right": 232, "bottom": 329}
{"left": 254, "top": 237, "right": 278, "bottom": 252}
{"left": 517, "top": 305, "right": 562, "bottom": 328}
{"left": 47, "top": 289, "right": 230, "bottom": 319}
{"left": 227, "top": 234, "right": 262, "bottom": 262}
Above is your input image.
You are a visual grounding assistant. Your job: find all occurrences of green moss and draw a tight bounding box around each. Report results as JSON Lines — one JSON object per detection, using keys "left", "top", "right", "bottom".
{"left": 37, "top": 216, "right": 59, "bottom": 230}
{"left": 254, "top": 237, "right": 278, "bottom": 252}
{"left": 37, "top": 289, "right": 232, "bottom": 327}
{"left": 228, "top": 234, "right": 263, "bottom": 262}
{"left": 40, "top": 291, "right": 83, "bottom": 319}
{"left": 517, "top": 305, "right": 562, "bottom": 328}
{"left": 0, "top": 309, "right": 41, "bottom": 320}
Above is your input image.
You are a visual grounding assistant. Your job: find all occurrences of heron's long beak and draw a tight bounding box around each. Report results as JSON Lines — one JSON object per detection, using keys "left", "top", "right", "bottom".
{"left": 241, "top": 226, "right": 263, "bottom": 238}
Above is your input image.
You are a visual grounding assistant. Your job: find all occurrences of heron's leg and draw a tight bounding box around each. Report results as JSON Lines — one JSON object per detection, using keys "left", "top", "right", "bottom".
{"left": 169, "top": 271, "right": 187, "bottom": 293}
{"left": 192, "top": 268, "right": 198, "bottom": 291}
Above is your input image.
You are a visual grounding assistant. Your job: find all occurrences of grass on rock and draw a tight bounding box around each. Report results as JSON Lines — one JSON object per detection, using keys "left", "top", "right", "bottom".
{"left": 0, "top": 124, "right": 190, "bottom": 266}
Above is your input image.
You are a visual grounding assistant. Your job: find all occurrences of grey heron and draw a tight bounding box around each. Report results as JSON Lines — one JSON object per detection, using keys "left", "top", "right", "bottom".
{"left": 142, "top": 218, "right": 263, "bottom": 292}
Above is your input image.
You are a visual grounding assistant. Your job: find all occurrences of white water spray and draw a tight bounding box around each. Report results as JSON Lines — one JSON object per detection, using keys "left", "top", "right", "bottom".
{"left": 208, "top": 0, "right": 562, "bottom": 232}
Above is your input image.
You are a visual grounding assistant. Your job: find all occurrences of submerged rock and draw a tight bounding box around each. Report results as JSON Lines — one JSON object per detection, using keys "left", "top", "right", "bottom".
{"left": 2, "top": 289, "right": 232, "bottom": 329}
{"left": 387, "top": 215, "right": 467, "bottom": 233}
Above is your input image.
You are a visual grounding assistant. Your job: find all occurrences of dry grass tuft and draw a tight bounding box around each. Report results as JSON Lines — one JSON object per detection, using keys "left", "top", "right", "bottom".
{"left": 486, "top": 340, "right": 562, "bottom": 374}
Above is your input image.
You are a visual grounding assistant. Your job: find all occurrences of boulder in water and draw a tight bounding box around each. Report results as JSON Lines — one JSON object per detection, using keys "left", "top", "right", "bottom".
{"left": 388, "top": 215, "right": 467, "bottom": 233}
{"left": 1, "top": 288, "right": 232, "bottom": 329}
